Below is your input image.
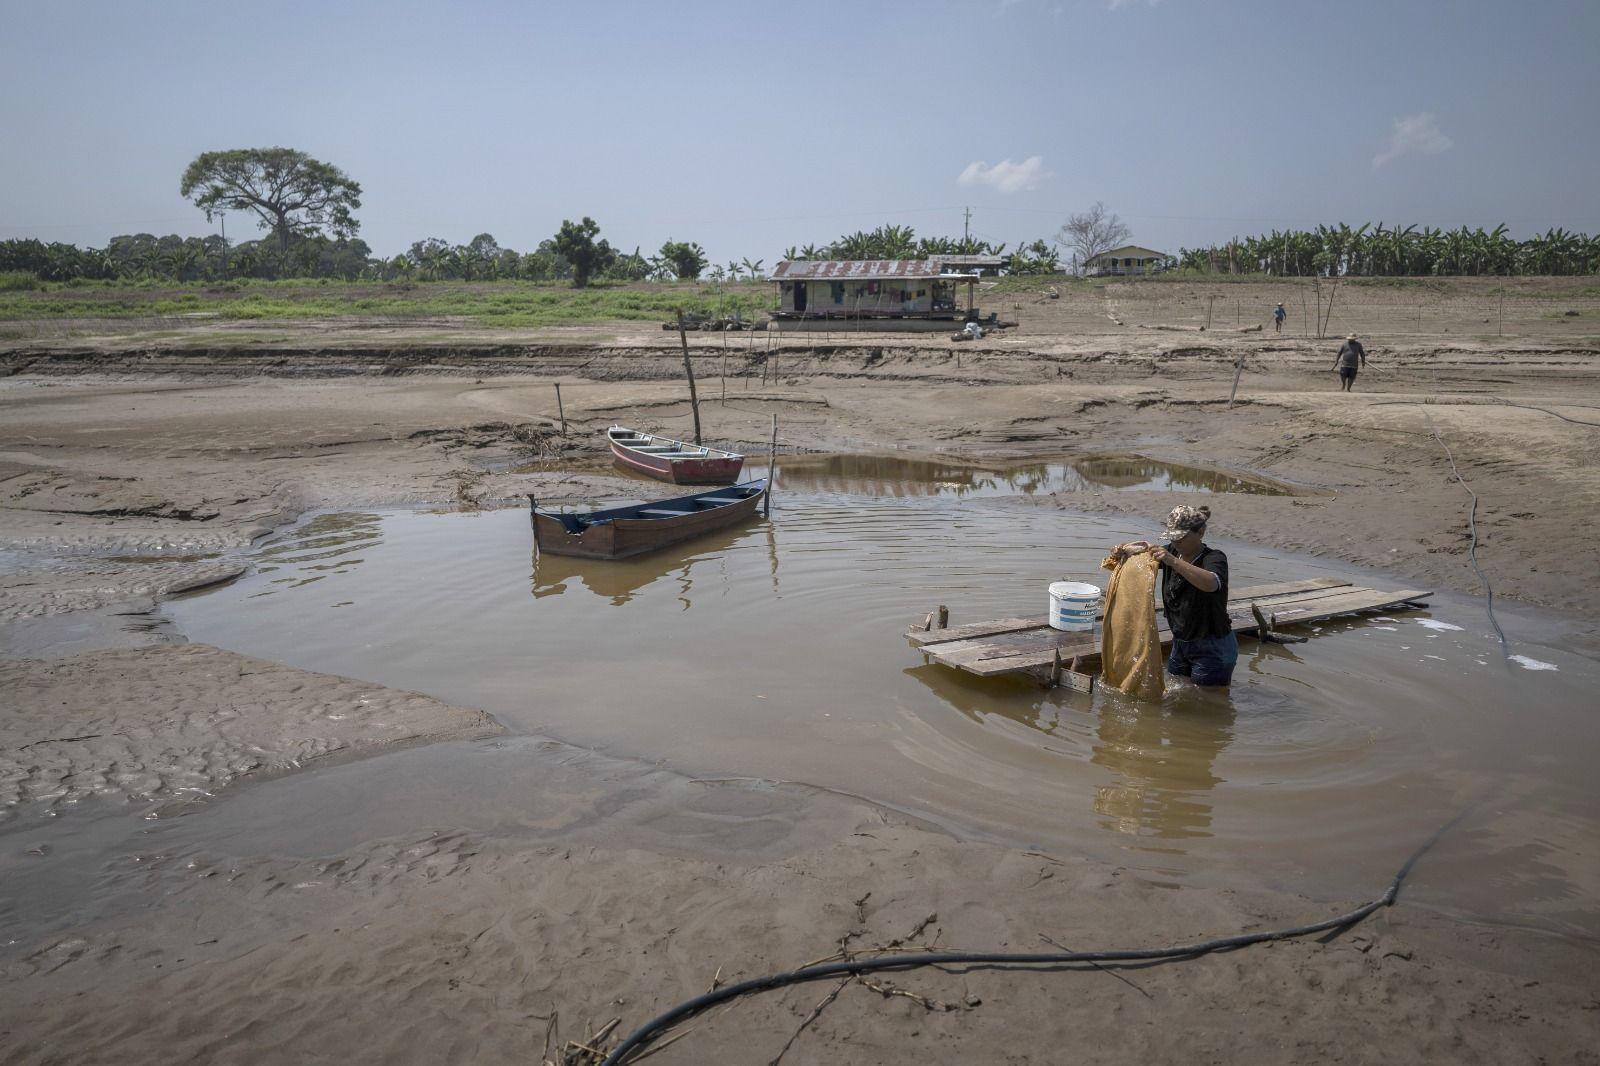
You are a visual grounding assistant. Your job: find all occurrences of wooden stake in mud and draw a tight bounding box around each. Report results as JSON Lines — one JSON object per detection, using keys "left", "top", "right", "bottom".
{"left": 1205, "top": 294, "right": 1216, "bottom": 330}
{"left": 1227, "top": 351, "right": 1246, "bottom": 410}
{"left": 1301, "top": 289, "right": 1311, "bottom": 339}
{"left": 764, "top": 413, "right": 777, "bottom": 517}
{"left": 721, "top": 350, "right": 727, "bottom": 406}
{"left": 554, "top": 383, "right": 566, "bottom": 435}
{"left": 938, "top": 605, "right": 949, "bottom": 629}
{"left": 676, "top": 309, "right": 702, "bottom": 444}
{"left": 1498, "top": 293, "right": 1505, "bottom": 336}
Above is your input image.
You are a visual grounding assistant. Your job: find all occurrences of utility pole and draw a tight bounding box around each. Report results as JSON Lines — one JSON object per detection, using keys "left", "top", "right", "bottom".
{"left": 963, "top": 206, "right": 971, "bottom": 247}
{"left": 219, "top": 214, "right": 228, "bottom": 280}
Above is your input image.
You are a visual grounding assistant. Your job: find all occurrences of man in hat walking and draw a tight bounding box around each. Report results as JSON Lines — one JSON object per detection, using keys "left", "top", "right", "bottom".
{"left": 1273, "top": 302, "right": 1286, "bottom": 333}
{"left": 1334, "top": 334, "right": 1367, "bottom": 391}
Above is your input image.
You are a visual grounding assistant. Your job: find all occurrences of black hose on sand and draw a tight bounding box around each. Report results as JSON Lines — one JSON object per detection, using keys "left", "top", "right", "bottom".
{"left": 601, "top": 806, "right": 1473, "bottom": 1065}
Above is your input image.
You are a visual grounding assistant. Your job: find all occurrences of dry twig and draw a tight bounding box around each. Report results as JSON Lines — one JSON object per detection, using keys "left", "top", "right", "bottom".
{"left": 768, "top": 977, "right": 852, "bottom": 1066}
{"left": 1039, "top": 934, "right": 1152, "bottom": 999}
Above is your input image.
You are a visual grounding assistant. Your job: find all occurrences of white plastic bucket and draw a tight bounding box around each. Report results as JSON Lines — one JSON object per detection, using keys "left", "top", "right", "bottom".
{"left": 1048, "top": 581, "right": 1101, "bottom": 632}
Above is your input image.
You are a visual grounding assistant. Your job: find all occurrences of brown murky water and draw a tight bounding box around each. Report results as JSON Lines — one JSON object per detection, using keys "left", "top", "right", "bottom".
{"left": 146, "top": 459, "right": 1600, "bottom": 940}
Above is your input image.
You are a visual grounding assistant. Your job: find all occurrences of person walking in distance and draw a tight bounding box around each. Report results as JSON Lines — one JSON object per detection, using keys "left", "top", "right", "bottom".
{"left": 1273, "top": 302, "right": 1286, "bottom": 334}
{"left": 1334, "top": 333, "right": 1367, "bottom": 391}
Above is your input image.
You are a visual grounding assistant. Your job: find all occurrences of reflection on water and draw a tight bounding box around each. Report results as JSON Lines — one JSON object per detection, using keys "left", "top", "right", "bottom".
{"left": 1072, "top": 458, "right": 1288, "bottom": 494}
{"left": 1092, "top": 695, "right": 1237, "bottom": 843}
{"left": 167, "top": 500, "right": 1600, "bottom": 932}
{"left": 532, "top": 523, "right": 762, "bottom": 606}
{"left": 250, "top": 512, "right": 381, "bottom": 597}
{"left": 902, "top": 663, "right": 1237, "bottom": 843}
{"left": 750, "top": 453, "right": 1293, "bottom": 499}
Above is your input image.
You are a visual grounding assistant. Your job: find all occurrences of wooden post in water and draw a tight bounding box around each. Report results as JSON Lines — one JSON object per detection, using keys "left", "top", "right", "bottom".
{"left": 554, "top": 383, "right": 566, "bottom": 435}
{"left": 937, "top": 605, "right": 949, "bottom": 629}
{"left": 677, "top": 309, "right": 702, "bottom": 444}
{"left": 764, "top": 413, "right": 777, "bottom": 517}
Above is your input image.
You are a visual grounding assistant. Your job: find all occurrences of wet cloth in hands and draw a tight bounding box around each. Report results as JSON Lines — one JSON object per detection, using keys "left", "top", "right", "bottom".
{"left": 1099, "top": 550, "right": 1165, "bottom": 701}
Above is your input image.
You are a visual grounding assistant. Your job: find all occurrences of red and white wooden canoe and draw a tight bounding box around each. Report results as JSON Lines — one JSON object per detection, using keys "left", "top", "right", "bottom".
{"left": 607, "top": 426, "right": 744, "bottom": 485}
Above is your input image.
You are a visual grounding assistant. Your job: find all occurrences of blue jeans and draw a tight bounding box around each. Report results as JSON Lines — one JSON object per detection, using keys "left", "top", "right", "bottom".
{"left": 1167, "top": 632, "right": 1238, "bottom": 686}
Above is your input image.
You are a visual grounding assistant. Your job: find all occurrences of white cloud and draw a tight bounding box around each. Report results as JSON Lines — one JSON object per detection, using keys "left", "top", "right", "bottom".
{"left": 1372, "top": 112, "right": 1453, "bottom": 169}
{"left": 957, "top": 156, "right": 1050, "bottom": 194}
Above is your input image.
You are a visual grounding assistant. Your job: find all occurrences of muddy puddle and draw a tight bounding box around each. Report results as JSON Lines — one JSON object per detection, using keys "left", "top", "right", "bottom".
{"left": 142, "top": 486, "right": 1600, "bottom": 938}
{"left": 751, "top": 454, "right": 1298, "bottom": 498}
{"left": 531, "top": 451, "right": 1300, "bottom": 498}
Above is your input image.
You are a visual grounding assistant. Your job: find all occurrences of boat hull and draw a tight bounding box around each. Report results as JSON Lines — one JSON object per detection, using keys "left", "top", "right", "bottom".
{"left": 608, "top": 435, "right": 744, "bottom": 485}
{"left": 531, "top": 480, "right": 767, "bottom": 560}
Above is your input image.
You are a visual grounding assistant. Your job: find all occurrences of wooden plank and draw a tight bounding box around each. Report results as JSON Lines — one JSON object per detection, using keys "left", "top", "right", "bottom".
{"left": 1258, "top": 588, "right": 1431, "bottom": 623}
{"left": 908, "top": 616, "right": 1047, "bottom": 647}
{"left": 907, "top": 578, "right": 1351, "bottom": 648}
{"left": 1227, "top": 577, "right": 1351, "bottom": 599}
{"left": 1238, "top": 583, "right": 1411, "bottom": 613}
{"left": 928, "top": 587, "right": 1432, "bottom": 678}
{"left": 935, "top": 642, "right": 1100, "bottom": 677}
{"left": 1055, "top": 669, "right": 1096, "bottom": 694}
{"left": 933, "top": 633, "right": 1090, "bottom": 670}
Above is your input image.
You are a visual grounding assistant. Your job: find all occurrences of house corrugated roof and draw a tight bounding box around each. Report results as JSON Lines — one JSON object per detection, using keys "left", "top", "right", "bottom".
{"left": 932, "top": 254, "right": 1006, "bottom": 268}
{"left": 772, "top": 260, "right": 969, "bottom": 281}
{"left": 1087, "top": 245, "right": 1168, "bottom": 261}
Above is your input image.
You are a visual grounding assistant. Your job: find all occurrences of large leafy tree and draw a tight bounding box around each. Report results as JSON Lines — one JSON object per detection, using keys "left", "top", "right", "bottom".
{"left": 180, "top": 148, "right": 362, "bottom": 253}
{"left": 658, "top": 240, "right": 708, "bottom": 280}
{"left": 553, "top": 217, "right": 614, "bottom": 288}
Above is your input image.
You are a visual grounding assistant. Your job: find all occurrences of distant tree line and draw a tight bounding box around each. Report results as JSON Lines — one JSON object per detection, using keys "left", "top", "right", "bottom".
{"left": 7, "top": 141, "right": 1593, "bottom": 288}
{"left": 780, "top": 225, "right": 1061, "bottom": 275}
{"left": 1177, "top": 224, "right": 1600, "bottom": 277}
{"left": 0, "top": 228, "right": 721, "bottom": 287}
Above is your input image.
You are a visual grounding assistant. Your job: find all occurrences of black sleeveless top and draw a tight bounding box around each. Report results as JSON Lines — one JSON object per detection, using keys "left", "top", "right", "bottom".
{"left": 1160, "top": 545, "right": 1231, "bottom": 641}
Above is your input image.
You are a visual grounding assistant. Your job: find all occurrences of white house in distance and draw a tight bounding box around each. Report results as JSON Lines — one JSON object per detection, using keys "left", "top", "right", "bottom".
{"left": 1084, "top": 245, "right": 1170, "bottom": 277}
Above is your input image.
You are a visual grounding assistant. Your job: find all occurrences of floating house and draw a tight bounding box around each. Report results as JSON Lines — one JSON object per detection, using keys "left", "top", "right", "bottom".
{"left": 1084, "top": 245, "right": 1170, "bottom": 277}
{"left": 768, "top": 259, "right": 984, "bottom": 332}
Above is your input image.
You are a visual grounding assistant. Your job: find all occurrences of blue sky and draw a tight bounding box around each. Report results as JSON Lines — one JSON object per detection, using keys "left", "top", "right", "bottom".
{"left": 2, "top": 0, "right": 1596, "bottom": 264}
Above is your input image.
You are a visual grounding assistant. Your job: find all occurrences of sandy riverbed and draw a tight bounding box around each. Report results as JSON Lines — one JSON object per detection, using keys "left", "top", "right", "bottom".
{"left": 2, "top": 316, "right": 1598, "bottom": 1063}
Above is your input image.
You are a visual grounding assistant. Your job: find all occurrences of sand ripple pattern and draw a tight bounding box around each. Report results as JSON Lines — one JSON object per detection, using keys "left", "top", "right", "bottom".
{"left": 0, "top": 643, "right": 500, "bottom": 822}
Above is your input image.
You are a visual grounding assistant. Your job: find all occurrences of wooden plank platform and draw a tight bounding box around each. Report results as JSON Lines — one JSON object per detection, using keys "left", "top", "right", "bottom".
{"left": 905, "top": 579, "right": 1431, "bottom": 680}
